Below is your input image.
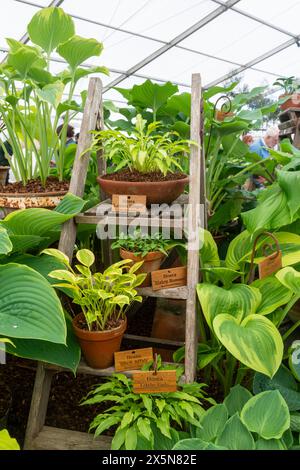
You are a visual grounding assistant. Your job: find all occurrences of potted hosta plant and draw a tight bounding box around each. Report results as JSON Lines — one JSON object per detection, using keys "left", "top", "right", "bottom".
{"left": 90, "top": 114, "right": 191, "bottom": 204}
{"left": 111, "top": 230, "right": 179, "bottom": 287}
{"left": 0, "top": 6, "right": 108, "bottom": 210}
{"left": 274, "top": 76, "right": 300, "bottom": 111}
{"left": 45, "top": 248, "right": 146, "bottom": 369}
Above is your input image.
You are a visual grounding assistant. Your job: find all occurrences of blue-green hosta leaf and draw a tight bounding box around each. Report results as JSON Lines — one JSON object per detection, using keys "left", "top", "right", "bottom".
{"left": 215, "top": 414, "right": 255, "bottom": 450}
{"left": 252, "top": 276, "right": 293, "bottom": 315}
{"left": 289, "top": 340, "right": 300, "bottom": 382}
{"left": 224, "top": 385, "right": 253, "bottom": 417}
{"left": 276, "top": 267, "right": 300, "bottom": 295}
{"left": 197, "top": 283, "right": 261, "bottom": 329}
{"left": 242, "top": 184, "right": 292, "bottom": 234}
{"left": 197, "top": 404, "right": 228, "bottom": 442}
{"left": 213, "top": 314, "right": 283, "bottom": 377}
{"left": 28, "top": 6, "right": 75, "bottom": 55}
{"left": 0, "top": 315, "right": 80, "bottom": 373}
{"left": 172, "top": 438, "right": 227, "bottom": 450}
{"left": 0, "top": 226, "right": 12, "bottom": 254}
{"left": 57, "top": 36, "right": 103, "bottom": 71}
{"left": 0, "top": 263, "right": 66, "bottom": 343}
{"left": 36, "top": 82, "right": 65, "bottom": 108}
{"left": 253, "top": 365, "right": 300, "bottom": 411}
{"left": 241, "top": 390, "right": 290, "bottom": 440}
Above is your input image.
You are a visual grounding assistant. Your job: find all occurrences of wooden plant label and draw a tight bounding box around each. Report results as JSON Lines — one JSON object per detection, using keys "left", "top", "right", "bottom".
{"left": 111, "top": 194, "right": 147, "bottom": 213}
{"left": 151, "top": 266, "right": 187, "bottom": 291}
{"left": 258, "top": 251, "right": 282, "bottom": 279}
{"left": 114, "top": 348, "right": 153, "bottom": 372}
{"left": 132, "top": 370, "right": 177, "bottom": 394}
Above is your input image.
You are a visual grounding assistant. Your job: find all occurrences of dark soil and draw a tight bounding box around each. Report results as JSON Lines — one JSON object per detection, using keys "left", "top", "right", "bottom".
{"left": 75, "top": 313, "right": 123, "bottom": 332}
{"left": 0, "top": 382, "right": 11, "bottom": 418}
{"left": 0, "top": 177, "right": 69, "bottom": 194}
{"left": 101, "top": 169, "right": 187, "bottom": 182}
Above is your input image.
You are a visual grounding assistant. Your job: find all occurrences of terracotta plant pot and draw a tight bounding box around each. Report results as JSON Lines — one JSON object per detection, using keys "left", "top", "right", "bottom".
{"left": 0, "top": 190, "right": 68, "bottom": 211}
{"left": 97, "top": 175, "right": 189, "bottom": 205}
{"left": 72, "top": 313, "right": 127, "bottom": 369}
{"left": 0, "top": 167, "right": 9, "bottom": 186}
{"left": 120, "top": 248, "right": 165, "bottom": 287}
{"left": 279, "top": 93, "right": 300, "bottom": 111}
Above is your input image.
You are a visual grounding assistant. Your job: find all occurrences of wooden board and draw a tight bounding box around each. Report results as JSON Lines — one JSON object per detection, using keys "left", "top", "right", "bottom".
{"left": 151, "top": 266, "right": 187, "bottom": 291}
{"left": 31, "top": 426, "right": 111, "bottom": 450}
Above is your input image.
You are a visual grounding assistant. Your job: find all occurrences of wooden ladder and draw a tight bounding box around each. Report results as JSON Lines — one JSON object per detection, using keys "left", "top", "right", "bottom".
{"left": 23, "top": 74, "right": 206, "bottom": 450}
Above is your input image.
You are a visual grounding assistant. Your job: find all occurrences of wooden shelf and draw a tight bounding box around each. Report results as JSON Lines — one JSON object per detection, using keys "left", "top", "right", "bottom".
{"left": 137, "top": 285, "right": 188, "bottom": 300}
{"left": 31, "top": 426, "right": 111, "bottom": 450}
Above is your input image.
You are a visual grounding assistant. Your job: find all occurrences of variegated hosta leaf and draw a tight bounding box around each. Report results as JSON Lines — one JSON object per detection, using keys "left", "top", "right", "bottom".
{"left": 276, "top": 267, "right": 300, "bottom": 295}
{"left": 252, "top": 276, "right": 293, "bottom": 315}
{"left": 241, "top": 390, "right": 290, "bottom": 440}
{"left": 197, "top": 283, "right": 261, "bottom": 329}
{"left": 213, "top": 314, "right": 283, "bottom": 377}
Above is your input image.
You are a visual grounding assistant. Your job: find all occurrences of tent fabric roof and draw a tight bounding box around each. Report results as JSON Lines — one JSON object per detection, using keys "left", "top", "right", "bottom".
{"left": 1, "top": 0, "right": 300, "bottom": 101}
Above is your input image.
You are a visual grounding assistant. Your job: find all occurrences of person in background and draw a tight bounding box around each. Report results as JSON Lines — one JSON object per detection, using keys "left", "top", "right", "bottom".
{"left": 56, "top": 124, "right": 77, "bottom": 147}
{"left": 244, "top": 127, "right": 279, "bottom": 190}
{"left": 242, "top": 134, "right": 254, "bottom": 146}
{"left": 249, "top": 126, "right": 279, "bottom": 159}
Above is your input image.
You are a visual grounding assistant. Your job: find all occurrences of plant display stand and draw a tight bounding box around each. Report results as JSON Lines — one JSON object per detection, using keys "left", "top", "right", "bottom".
{"left": 278, "top": 107, "right": 300, "bottom": 148}
{"left": 24, "top": 74, "right": 205, "bottom": 450}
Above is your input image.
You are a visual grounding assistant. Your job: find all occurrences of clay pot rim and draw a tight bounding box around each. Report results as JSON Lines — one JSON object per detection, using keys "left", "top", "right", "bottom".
{"left": 97, "top": 175, "right": 189, "bottom": 186}
{"left": 0, "top": 190, "right": 69, "bottom": 198}
{"left": 120, "top": 248, "right": 165, "bottom": 261}
{"left": 72, "top": 313, "right": 127, "bottom": 341}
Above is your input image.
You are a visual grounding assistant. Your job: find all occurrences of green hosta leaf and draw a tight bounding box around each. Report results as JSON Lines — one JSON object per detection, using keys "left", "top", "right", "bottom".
{"left": 76, "top": 249, "right": 95, "bottom": 268}
{"left": 137, "top": 418, "right": 152, "bottom": 442}
{"left": 252, "top": 276, "right": 293, "bottom": 315}
{"left": 172, "top": 438, "right": 227, "bottom": 450}
{"left": 41, "top": 249, "right": 70, "bottom": 267}
{"left": 117, "top": 79, "right": 178, "bottom": 115}
{"left": 277, "top": 169, "right": 300, "bottom": 217}
{"left": 0, "top": 314, "right": 80, "bottom": 373}
{"left": 125, "top": 426, "right": 138, "bottom": 450}
{"left": 197, "top": 283, "right": 261, "bottom": 329}
{"left": 215, "top": 414, "right": 255, "bottom": 450}
{"left": 36, "top": 82, "right": 65, "bottom": 108}
{"left": 213, "top": 314, "right": 283, "bottom": 377}
{"left": 290, "top": 413, "right": 300, "bottom": 432}
{"left": 164, "top": 92, "right": 191, "bottom": 118}
{"left": 214, "top": 120, "right": 250, "bottom": 136}
{"left": 28, "top": 6, "right": 75, "bottom": 54}
{"left": 197, "top": 404, "right": 228, "bottom": 441}
{"left": 0, "top": 429, "right": 20, "bottom": 450}
{"left": 200, "top": 267, "right": 241, "bottom": 288}
{"left": 93, "top": 416, "right": 121, "bottom": 437}
{"left": 253, "top": 365, "right": 300, "bottom": 411}
{"left": 7, "top": 42, "right": 45, "bottom": 77}
{"left": 111, "top": 426, "right": 126, "bottom": 450}
{"left": 282, "top": 428, "right": 293, "bottom": 449}
{"left": 256, "top": 438, "right": 285, "bottom": 450}
{"left": 0, "top": 263, "right": 66, "bottom": 343}
{"left": 242, "top": 184, "right": 293, "bottom": 234}
{"left": 48, "top": 270, "right": 77, "bottom": 283}
{"left": 276, "top": 267, "right": 300, "bottom": 294}
{"left": 57, "top": 36, "right": 103, "bottom": 71}
{"left": 0, "top": 226, "right": 12, "bottom": 254}
{"left": 225, "top": 230, "right": 253, "bottom": 270}
{"left": 241, "top": 390, "right": 290, "bottom": 439}
{"left": 224, "top": 385, "right": 253, "bottom": 417}
{"left": 289, "top": 340, "right": 300, "bottom": 382}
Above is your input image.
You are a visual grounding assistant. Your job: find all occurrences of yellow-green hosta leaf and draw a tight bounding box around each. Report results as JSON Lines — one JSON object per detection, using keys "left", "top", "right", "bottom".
{"left": 215, "top": 414, "right": 255, "bottom": 450}
{"left": 41, "top": 249, "right": 70, "bottom": 267}
{"left": 241, "top": 391, "right": 290, "bottom": 440}
{"left": 28, "top": 6, "right": 75, "bottom": 54}
{"left": 252, "top": 276, "right": 293, "bottom": 315}
{"left": 197, "top": 283, "right": 261, "bottom": 329}
{"left": 57, "top": 35, "right": 103, "bottom": 71}
{"left": 0, "top": 429, "right": 20, "bottom": 450}
{"left": 36, "top": 82, "right": 65, "bottom": 108}
{"left": 76, "top": 249, "right": 95, "bottom": 268}
{"left": 0, "top": 226, "right": 12, "bottom": 255}
{"left": 48, "top": 269, "right": 77, "bottom": 283}
{"left": 276, "top": 267, "right": 300, "bottom": 295}
{"left": 213, "top": 314, "right": 283, "bottom": 377}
